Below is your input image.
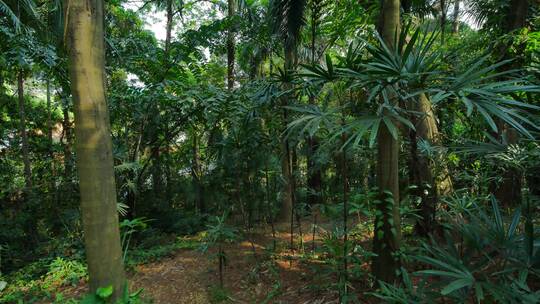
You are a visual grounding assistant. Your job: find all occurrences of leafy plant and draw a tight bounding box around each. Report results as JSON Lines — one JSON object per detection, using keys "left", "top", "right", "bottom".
{"left": 80, "top": 285, "right": 145, "bottom": 304}
{"left": 199, "top": 212, "right": 238, "bottom": 288}
{"left": 120, "top": 217, "right": 150, "bottom": 262}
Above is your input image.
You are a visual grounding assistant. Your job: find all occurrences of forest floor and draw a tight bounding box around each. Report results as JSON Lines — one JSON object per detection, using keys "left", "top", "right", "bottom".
{"left": 59, "top": 217, "right": 375, "bottom": 304}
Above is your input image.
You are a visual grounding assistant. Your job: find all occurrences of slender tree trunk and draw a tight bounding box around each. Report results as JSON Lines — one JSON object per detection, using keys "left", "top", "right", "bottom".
{"left": 265, "top": 164, "right": 277, "bottom": 249}
{"left": 452, "top": 0, "right": 460, "bottom": 34}
{"left": 126, "top": 122, "right": 144, "bottom": 219}
{"left": 278, "top": 48, "right": 295, "bottom": 223}
{"left": 151, "top": 0, "right": 174, "bottom": 204}
{"left": 47, "top": 80, "right": 54, "bottom": 162}
{"left": 279, "top": 137, "right": 294, "bottom": 222}
{"left": 192, "top": 131, "right": 205, "bottom": 213}
{"left": 493, "top": 0, "right": 529, "bottom": 207}
{"left": 307, "top": 6, "right": 322, "bottom": 207}
{"left": 440, "top": 0, "right": 447, "bottom": 43}
{"left": 372, "top": 0, "right": 401, "bottom": 284}
{"left": 165, "top": 0, "right": 173, "bottom": 55}
{"left": 227, "top": 0, "right": 236, "bottom": 90}
{"left": 0, "top": 73, "right": 4, "bottom": 94}
{"left": 17, "top": 71, "right": 32, "bottom": 190}
{"left": 66, "top": 0, "right": 126, "bottom": 298}
{"left": 46, "top": 79, "right": 57, "bottom": 215}
{"left": 340, "top": 116, "right": 349, "bottom": 301}
{"left": 62, "top": 103, "right": 73, "bottom": 180}
{"left": 152, "top": 146, "right": 163, "bottom": 200}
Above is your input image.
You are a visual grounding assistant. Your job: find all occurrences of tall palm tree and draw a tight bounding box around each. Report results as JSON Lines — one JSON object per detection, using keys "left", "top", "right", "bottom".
{"left": 270, "top": 0, "right": 307, "bottom": 223}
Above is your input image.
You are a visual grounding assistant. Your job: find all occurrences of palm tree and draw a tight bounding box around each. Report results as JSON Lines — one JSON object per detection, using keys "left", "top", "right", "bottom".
{"left": 270, "top": 0, "right": 307, "bottom": 223}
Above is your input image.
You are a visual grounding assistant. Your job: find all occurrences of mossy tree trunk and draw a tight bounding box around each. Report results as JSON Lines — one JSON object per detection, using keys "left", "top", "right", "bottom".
{"left": 66, "top": 0, "right": 126, "bottom": 298}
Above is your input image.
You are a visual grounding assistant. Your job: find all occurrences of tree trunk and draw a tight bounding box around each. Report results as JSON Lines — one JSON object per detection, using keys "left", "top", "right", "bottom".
{"left": 279, "top": 138, "right": 294, "bottom": 222}
{"left": 152, "top": 146, "right": 164, "bottom": 201}
{"left": 372, "top": 0, "right": 401, "bottom": 284}
{"left": 440, "top": 0, "right": 447, "bottom": 43}
{"left": 66, "top": 0, "right": 126, "bottom": 298}
{"left": 340, "top": 114, "right": 349, "bottom": 301}
{"left": 307, "top": 139, "right": 322, "bottom": 206}
{"left": 410, "top": 95, "right": 438, "bottom": 236}
{"left": 307, "top": 6, "right": 322, "bottom": 207}
{"left": 46, "top": 80, "right": 53, "bottom": 160}
{"left": 493, "top": 0, "right": 529, "bottom": 207}
{"left": 192, "top": 131, "right": 205, "bottom": 213}
{"left": 227, "top": 0, "right": 236, "bottom": 90}
{"left": 17, "top": 71, "right": 32, "bottom": 190}
{"left": 452, "top": 0, "right": 460, "bottom": 34}
{"left": 506, "top": 0, "right": 528, "bottom": 33}
{"left": 46, "top": 78, "right": 58, "bottom": 214}
{"left": 278, "top": 49, "right": 295, "bottom": 223}
{"left": 62, "top": 103, "right": 73, "bottom": 180}
{"left": 165, "top": 0, "right": 173, "bottom": 55}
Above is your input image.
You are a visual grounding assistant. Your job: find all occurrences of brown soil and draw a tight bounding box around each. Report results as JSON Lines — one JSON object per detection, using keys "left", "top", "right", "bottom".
{"left": 58, "top": 219, "right": 374, "bottom": 304}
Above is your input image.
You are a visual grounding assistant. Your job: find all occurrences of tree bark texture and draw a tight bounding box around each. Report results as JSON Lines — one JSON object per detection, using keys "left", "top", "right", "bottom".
{"left": 66, "top": 0, "right": 126, "bottom": 298}
{"left": 372, "top": 0, "right": 401, "bottom": 284}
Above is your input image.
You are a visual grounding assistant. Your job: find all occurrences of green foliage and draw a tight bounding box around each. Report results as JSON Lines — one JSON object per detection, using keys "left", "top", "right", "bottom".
{"left": 120, "top": 217, "right": 150, "bottom": 261}
{"left": 374, "top": 194, "right": 540, "bottom": 303}
{"left": 125, "top": 236, "right": 201, "bottom": 267}
{"left": 80, "top": 285, "right": 145, "bottom": 304}
{"left": 0, "top": 257, "right": 86, "bottom": 303}
{"left": 208, "top": 285, "right": 233, "bottom": 303}
{"left": 1, "top": 0, "right": 540, "bottom": 303}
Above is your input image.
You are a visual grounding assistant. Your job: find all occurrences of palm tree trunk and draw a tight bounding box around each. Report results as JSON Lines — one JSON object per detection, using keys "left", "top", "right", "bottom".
{"left": 278, "top": 46, "right": 295, "bottom": 223}
{"left": 17, "top": 71, "right": 32, "bottom": 190}
{"left": 66, "top": 0, "right": 126, "bottom": 298}
{"left": 372, "top": 0, "right": 401, "bottom": 284}
{"left": 307, "top": 5, "right": 322, "bottom": 207}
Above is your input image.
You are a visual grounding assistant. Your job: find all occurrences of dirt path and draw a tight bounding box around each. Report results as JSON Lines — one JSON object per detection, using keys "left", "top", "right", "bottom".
{"left": 62, "top": 220, "right": 368, "bottom": 304}
{"left": 130, "top": 249, "right": 211, "bottom": 303}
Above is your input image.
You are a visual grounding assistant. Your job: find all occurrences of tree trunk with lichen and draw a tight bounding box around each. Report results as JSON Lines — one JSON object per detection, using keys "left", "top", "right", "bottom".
{"left": 66, "top": 0, "right": 126, "bottom": 298}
